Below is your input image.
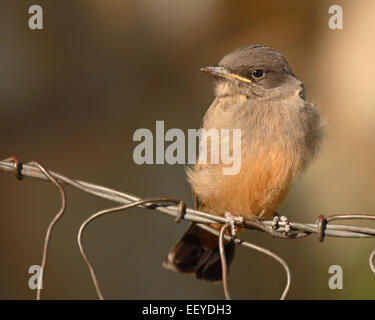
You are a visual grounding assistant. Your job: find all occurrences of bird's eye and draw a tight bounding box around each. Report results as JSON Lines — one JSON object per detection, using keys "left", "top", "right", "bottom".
{"left": 252, "top": 69, "right": 264, "bottom": 79}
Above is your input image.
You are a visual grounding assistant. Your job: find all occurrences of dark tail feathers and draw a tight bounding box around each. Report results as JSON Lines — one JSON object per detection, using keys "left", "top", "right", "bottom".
{"left": 163, "top": 223, "right": 235, "bottom": 281}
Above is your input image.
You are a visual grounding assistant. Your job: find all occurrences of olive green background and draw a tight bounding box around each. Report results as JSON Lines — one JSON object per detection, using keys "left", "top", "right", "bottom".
{"left": 1, "top": 0, "right": 375, "bottom": 299}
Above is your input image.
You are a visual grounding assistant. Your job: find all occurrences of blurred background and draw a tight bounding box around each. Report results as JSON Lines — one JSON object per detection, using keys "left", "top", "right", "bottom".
{"left": 1, "top": 0, "right": 375, "bottom": 299}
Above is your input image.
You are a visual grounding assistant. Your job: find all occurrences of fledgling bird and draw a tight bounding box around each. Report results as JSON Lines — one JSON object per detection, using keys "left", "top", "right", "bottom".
{"left": 163, "top": 45, "right": 324, "bottom": 281}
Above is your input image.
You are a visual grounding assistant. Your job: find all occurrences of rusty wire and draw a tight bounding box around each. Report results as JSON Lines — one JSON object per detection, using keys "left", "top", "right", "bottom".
{"left": 77, "top": 197, "right": 186, "bottom": 300}
{"left": 0, "top": 158, "right": 375, "bottom": 300}
{"left": 219, "top": 224, "right": 231, "bottom": 300}
{"left": 2, "top": 157, "right": 67, "bottom": 300}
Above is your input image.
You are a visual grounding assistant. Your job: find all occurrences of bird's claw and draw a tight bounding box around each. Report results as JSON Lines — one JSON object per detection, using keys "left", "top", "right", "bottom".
{"left": 272, "top": 214, "right": 291, "bottom": 234}
{"left": 224, "top": 211, "right": 244, "bottom": 237}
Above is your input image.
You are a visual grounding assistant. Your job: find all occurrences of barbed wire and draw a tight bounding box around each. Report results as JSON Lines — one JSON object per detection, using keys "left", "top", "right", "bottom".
{"left": 0, "top": 158, "right": 374, "bottom": 300}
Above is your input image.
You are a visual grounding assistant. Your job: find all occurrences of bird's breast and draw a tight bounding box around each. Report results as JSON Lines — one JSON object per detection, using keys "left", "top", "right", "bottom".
{"left": 189, "top": 146, "right": 295, "bottom": 220}
{"left": 189, "top": 94, "right": 306, "bottom": 220}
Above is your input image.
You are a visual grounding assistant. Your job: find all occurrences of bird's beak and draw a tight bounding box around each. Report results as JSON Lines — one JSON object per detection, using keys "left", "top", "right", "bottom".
{"left": 200, "top": 66, "right": 252, "bottom": 83}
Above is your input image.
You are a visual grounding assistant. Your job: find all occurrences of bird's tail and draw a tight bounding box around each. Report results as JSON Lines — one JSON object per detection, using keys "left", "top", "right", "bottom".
{"left": 162, "top": 223, "right": 235, "bottom": 281}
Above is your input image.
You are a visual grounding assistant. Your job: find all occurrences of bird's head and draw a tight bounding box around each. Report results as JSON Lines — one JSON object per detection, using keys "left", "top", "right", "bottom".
{"left": 201, "top": 45, "right": 303, "bottom": 99}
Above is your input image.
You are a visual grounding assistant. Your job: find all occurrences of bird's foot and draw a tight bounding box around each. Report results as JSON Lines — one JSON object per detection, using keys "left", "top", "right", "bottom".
{"left": 224, "top": 211, "right": 244, "bottom": 237}
{"left": 272, "top": 214, "right": 291, "bottom": 234}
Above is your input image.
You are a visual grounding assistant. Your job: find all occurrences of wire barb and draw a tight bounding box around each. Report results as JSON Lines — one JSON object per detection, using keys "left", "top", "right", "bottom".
{"left": 174, "top": 201, "right": 186, "bottom": 223}
{"left": 3, "top": 156, "right": 23, "bottom": 180}
{"left": 317, "top": 215, "right": 326, "bottom": 242}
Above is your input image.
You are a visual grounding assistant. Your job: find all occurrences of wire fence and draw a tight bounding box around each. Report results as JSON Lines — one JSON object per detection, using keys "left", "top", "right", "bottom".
{"left": 1, "top": 157, "right": 374, "bottom": 300}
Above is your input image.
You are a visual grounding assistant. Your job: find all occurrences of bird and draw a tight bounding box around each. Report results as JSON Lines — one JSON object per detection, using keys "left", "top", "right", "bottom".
{"left": 163, "top": 44, "right": 324, "bottom": 281}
